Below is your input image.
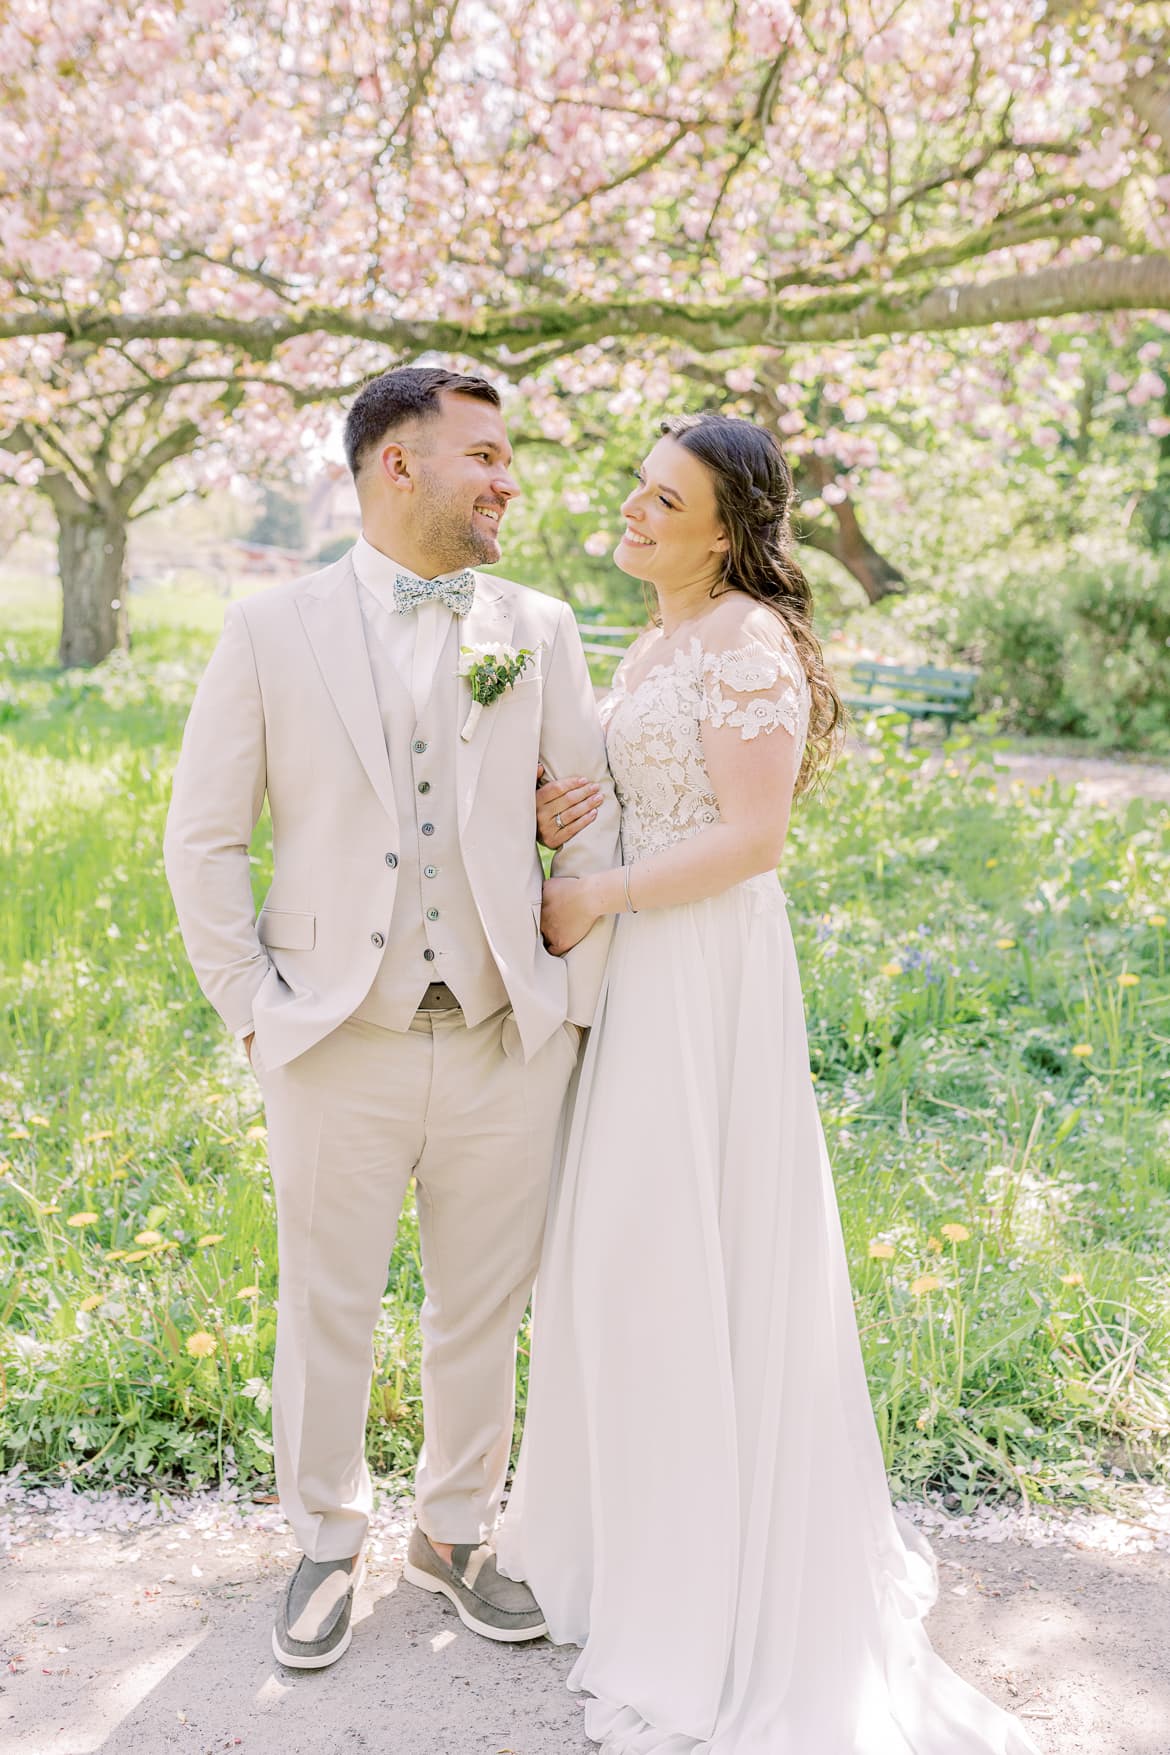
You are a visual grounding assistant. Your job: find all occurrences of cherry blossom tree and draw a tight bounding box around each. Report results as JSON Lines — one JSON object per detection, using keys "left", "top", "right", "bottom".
{"left": 3, "top": 0, "right": 1170, "bottom": 660}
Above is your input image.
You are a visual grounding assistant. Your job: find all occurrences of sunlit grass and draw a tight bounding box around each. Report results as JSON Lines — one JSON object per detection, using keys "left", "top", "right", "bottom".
{"left": 2, "top": 595, "right": 1169, "bottom": 1507}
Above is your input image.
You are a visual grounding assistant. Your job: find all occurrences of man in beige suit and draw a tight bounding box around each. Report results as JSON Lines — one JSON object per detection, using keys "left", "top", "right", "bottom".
{"left": 164, "top": 366, "right": 620, "bottom": 1669}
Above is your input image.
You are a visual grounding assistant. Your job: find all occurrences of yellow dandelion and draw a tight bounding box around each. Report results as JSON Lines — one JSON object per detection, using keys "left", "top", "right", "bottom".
{"left": 810, "top": 1072, "right": 819, "bottom": 1083}
{"left": 105, "top": 1249, "right": 127, "bottom": 1260}
{"left": 1118, "top": 972, "right": 1140, "bottom": 988}
{"left": 84, "top": 1129, "right": 115, "bottom": 1143}
{"left": 9, "top": 1125, "right": 30, "bottom": 1140}
{"left": 185, "top": 1331, "right": 218, "bottom": 1359}
{"left": 79, "top": 1294, "right": 104, "bottom": 1312}
{"left": 1060, "top": 1271, "right": 1084, "bottom": 1287}
{"left": 926, "top": 1236, "right": 943, "bottom": 1253}
{"left": 245, "top": 1125, "right": 267, "bottom": 1142}
{"left": 133, "top": 1230, "right": 164, "bottom": 1247}
{"left": 880, "top": 962, "right": 903, "bottom": 978}
{"left": 868, "top": 1241, "right": 896, "bottom": 1261}
{"left": 66, "top": 1212, "right": 100, "bottom": 1228}
{"left": 985, "top": 857, "right": 999, "bottom": 869}
{"left": 911, "top": 1274, "right": 942, "bottom": 1296}
{"left": 158, "top": 1240, "right": 181, "bottom": 1252}
{"left": 995, "top": 938, "right": 1017, "bottom": 950}
{"left": 1072, "top": 1043, "right": 1094, "bottom": 1058}
{"left": 29, "top": 1115, "right": 50, "bottom": 1128}
{"left": 1150, "top": 915, "right": 1167, "bottom": 928}
{"left": 41, "top": 1202, "right": 60, "bottom": 1215}
{"left": 916, "top": 1412, "right": 929, "bottom": 1429}
{"left": 195, "top": 1233, "right": 225, "bottom": 1248}
{"left": 236, "top": 1285, "right": 260, "bottom": 1299}
{"left": 941, "top": 1223, "right": 970, "bottom": 1243}
{"left": 123, "top": 1249, "right": 150, "bottom": 1263}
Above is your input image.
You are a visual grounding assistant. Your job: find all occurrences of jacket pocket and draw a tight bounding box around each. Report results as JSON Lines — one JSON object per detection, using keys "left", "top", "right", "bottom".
{"left": 257, "top": 908, "right": 316, "bottom": 951}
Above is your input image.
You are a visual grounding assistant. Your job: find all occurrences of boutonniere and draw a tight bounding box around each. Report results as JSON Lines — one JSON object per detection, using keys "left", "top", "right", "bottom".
{"left": 458, "top": 642, "right": 535, "bottom": 741}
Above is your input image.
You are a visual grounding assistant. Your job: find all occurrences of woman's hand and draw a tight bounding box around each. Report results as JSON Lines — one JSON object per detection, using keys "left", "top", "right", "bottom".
{"left": 535, "top": 763, "right": 602, "bottom": 849}
{"left": 540, "top": 875, "right": 601, "bottom": 956}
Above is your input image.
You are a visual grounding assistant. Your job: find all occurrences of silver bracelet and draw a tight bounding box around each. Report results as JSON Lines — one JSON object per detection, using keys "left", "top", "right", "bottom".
{"left": 622, "top": 862, "right": 638, "bottom": 914}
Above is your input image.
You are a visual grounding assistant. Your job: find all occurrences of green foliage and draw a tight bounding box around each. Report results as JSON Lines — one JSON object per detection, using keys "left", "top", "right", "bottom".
{"left": 954, "top": 552, "right": 1170, "bottom": 752}
{"left": 2, "top": 595, "right": 1169, "bottom": 1508}
{"left": 245, "top": 487, "right": 306, "bottom": 551}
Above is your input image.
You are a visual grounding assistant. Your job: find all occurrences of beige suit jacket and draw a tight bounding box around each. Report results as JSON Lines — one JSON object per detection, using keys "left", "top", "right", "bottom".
{"left": 163, "top": 554, "right": 622, "bottom": 1067}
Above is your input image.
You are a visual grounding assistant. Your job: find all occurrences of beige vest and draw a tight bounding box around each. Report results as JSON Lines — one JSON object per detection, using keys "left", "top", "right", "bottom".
{"left": 351, "top": 615, "right": 507, "bottom": 1031}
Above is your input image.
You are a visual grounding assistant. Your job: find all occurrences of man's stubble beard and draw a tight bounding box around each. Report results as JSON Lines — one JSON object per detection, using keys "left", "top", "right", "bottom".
{"left": 415, "top": 464, "right": 498, "bottom": 571}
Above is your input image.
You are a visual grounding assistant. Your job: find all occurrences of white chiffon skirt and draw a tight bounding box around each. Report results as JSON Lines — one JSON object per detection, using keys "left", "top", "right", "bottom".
{"left": 497, "top": 874, "right": 1041, "bottom": 1755}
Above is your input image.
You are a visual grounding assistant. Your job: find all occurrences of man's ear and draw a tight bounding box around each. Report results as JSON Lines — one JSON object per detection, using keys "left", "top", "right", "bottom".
{"left": 377, "top": 440, "right": 413, "bottom": 491}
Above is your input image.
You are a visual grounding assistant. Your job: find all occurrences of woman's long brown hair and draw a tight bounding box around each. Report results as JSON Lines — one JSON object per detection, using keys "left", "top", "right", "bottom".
{"left": 659, "top": 412, "right": 845, "bottom": 795}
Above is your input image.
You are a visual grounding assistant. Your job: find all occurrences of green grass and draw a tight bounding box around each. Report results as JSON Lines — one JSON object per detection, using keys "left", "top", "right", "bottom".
{"left": 2, "top": 587, "right": 1170, "bottom": 1508}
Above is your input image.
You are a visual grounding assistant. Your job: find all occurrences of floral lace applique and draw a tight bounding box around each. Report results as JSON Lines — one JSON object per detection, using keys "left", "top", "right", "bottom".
{"left": 699, "top": 641, "right": 809, "bottom": 743}
{"left": 601, "top": 629, "right": 810, "bottom": 860}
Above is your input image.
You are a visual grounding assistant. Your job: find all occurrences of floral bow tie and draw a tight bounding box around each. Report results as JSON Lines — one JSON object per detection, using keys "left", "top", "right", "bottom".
{"left": 393, "top": 569, "right": 476, "bottom": 617}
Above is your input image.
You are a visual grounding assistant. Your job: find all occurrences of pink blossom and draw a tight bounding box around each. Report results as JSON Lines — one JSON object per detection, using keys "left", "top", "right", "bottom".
{"left": 1128, "top": 370, "right": 1166, "bottom": 408}
{"left": 583, "top": 531, "right": 613, "bottom": 557}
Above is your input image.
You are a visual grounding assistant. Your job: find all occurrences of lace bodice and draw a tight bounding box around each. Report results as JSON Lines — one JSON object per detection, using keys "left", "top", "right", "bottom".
{"left": 600, "top": 619, "right": 811, "bottom": 861}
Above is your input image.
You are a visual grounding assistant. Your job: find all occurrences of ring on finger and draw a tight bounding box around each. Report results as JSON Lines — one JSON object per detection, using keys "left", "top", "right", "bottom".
{"left": 554, "top": 812, "right": 564, "bottom": 830}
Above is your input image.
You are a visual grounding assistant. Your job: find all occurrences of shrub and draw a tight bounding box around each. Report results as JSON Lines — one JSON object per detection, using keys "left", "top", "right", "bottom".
{"left": 956, "top": 553, "right": 1170, "bottom": 751}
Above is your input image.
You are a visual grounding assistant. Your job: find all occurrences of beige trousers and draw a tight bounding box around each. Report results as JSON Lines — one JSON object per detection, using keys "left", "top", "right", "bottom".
{"left": 256, "top": 1007, "right": 577, "bottom": 1562}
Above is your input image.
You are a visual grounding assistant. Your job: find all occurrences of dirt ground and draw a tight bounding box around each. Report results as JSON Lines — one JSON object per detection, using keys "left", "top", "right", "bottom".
{"left": 3, "top": 1499, "right": 1169, "bottom": 1755}
{"left": 924, "top": 745, "right": 1170, "bottom": 810}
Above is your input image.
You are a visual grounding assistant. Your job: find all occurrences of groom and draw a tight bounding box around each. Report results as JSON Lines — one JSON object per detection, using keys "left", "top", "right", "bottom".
{"left": 164, "top": 365, "right": 620, "bottom": 1669}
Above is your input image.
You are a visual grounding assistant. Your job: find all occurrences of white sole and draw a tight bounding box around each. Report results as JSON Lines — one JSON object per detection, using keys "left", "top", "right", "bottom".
{"left": 402, "top": 1560, "right": 548, "bottom": 1642}
{"left": 272, "top": 1556, "right": 366, "bottom": 1669}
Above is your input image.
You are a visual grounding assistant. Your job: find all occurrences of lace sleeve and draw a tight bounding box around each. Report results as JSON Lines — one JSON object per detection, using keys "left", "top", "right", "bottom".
{"left": 698, "top": 628, "right": 810, "bottom": 744}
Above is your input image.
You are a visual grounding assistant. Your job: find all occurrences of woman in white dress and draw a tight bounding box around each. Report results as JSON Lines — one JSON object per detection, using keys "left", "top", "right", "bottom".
{"left": 496, "top": 414, "right": 1041, "bottom": 1755}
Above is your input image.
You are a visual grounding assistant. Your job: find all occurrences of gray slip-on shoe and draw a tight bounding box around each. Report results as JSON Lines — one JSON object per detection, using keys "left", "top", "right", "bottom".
{"left": 402, "top": 1525, "right": 547, "bottom": 1642}
{"left": 272, "top": 1551, "right": 365, "bottom": 1669}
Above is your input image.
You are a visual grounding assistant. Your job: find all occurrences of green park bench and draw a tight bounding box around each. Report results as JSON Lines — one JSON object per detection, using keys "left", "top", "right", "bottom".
{"left": 843, "top": 660, "right": 980, "bottom": 745}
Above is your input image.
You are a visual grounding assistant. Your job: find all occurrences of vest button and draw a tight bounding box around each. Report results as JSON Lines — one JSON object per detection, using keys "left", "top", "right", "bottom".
{"left": 413, "top": 739, "right": 428, "bottom": 754}
{"left": 423, "top": 948, "right": 436, "bottom": 962}
{"left": 423, "top": 865, "right": 437, "bottom": 879}
{"left": 421, "top": 822, "right": 435, "bottom": 835}
{"left": 426, "top": 908, "right": 440, "bottom": 922}
{"left": 418, "top": 781, "right": 431, "bottom": 794}
{"left": 370, "top": 931, "right": 385, "bottom": 949}
{"left": 385, "top": 852, "right": 398, "bottom": 868}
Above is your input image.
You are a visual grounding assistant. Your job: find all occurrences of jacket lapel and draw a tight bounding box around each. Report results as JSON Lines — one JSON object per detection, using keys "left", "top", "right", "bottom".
{"left": 296, "top": 557, "right": 398, "bottom": 827}
{"left": 455, "top": 575, "right": 517, "bottom": 832}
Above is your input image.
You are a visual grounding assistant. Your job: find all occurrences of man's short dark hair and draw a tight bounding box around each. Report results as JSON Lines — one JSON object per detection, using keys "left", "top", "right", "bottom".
{"left": 343, "top": 366, "right": 501, "bottom": 477}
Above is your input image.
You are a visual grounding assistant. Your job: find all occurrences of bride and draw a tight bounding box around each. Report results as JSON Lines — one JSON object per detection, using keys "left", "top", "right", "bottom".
{"left": 495, "top": 413, "right": 1040, "bottom": 1754}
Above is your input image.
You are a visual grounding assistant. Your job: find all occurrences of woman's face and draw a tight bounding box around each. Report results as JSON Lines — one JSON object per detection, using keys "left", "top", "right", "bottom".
{"left": 613, "top": 436, "right": 728, "bottom": 589}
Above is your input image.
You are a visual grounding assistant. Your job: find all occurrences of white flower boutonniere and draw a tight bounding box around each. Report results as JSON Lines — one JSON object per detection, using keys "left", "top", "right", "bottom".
{"left": 458, "top": 642, "right": 535, "bottom": 741}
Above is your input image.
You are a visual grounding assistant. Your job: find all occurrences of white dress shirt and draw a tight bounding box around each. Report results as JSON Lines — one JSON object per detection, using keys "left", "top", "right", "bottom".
{"left": 352, "top": 534, "right": 455, "bottom": 720}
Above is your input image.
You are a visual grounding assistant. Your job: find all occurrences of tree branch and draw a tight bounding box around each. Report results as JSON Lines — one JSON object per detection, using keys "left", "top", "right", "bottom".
{"left": 3, "top": 252, "right": 1167, "bottom": 358}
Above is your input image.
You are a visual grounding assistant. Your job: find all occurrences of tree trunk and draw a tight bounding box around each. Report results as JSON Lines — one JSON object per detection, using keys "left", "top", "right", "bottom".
{"left": 796, "top": 509, "right": 906, "bottom": 603}
{"left": 57, "top": 502, "right": 130, "bottom": 667}
{"left": 793, "top": 455, "right": 906, "bottom": 603}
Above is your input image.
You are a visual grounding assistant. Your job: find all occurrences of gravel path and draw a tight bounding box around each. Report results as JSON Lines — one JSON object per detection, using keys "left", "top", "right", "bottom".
{"left": 922, "top": 747, "right": 1170, "bottom": 810}
{"left": 3, "top": 1486, "right": 1170, "bottom": 1755}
